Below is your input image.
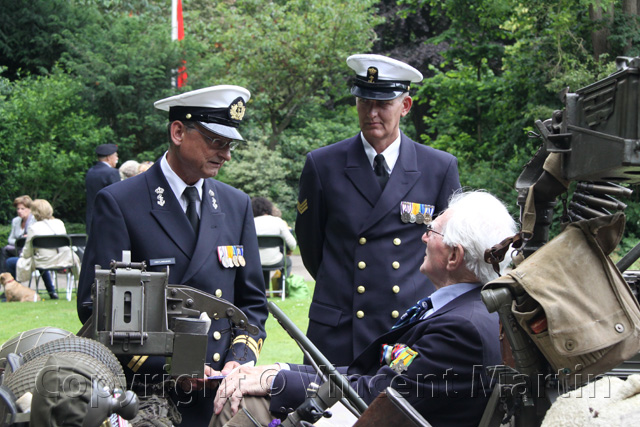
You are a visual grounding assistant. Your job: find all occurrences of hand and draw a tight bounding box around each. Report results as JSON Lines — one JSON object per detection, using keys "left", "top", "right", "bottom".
{"left": 213, "top": 364, "right": 281, "bottom": 416}
{"left": 177, "top": 364, "right": 217, "bottom": 392}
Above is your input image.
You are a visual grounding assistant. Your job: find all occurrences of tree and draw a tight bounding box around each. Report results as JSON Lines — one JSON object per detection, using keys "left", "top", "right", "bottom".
{"left": 184, "top": 0, "right": 382, "bottom": 150}
{"left": 0, "top": 70, "right": 114, "bottom": 224}
{"left": 58, "top": 8, "right": 185, "bottom": 160}
{"left": 0, "top": 0, "right": 91, "bottom": 80}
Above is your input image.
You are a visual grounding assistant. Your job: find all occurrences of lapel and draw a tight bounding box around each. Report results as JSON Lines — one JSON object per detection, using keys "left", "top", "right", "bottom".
{"left": 360, "top": 133, "right": 422, "bottom": 234}
{"left": 181, "top": 178, "right": 223, "bottom": 283}
{"left": 147, "top": 163, "right": 195, "bottom": 258}
{"left": 344, "top": 134, "right": 381, "bottom": 207}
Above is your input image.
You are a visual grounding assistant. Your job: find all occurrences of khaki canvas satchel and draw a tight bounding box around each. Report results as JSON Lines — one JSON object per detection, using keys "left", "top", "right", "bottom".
{"left": 485, "top": 212, "right": 640, "bottom": 387}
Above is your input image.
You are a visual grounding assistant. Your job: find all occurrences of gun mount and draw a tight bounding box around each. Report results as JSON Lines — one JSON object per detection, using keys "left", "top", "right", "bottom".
{"left": 516, "top": 56, "right": 640, "bottom": 257}
{"left": 78, "top": 251, "right": 260, "bottom": 378}
{"left": 480, "top": 56, "right": 640, "bottom": 427}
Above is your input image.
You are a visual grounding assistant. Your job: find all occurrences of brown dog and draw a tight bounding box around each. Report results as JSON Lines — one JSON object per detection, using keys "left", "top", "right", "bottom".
{"left": 0, "top": 272, "right": 41, "bottom": 302}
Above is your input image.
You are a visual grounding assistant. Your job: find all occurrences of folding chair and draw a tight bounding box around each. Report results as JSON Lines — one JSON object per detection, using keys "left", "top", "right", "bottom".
{"left": 30, "top": 235, "right": 78, "bottom": 301}
{"left": 68, "top": 233, "right": 88, "bottom": 262}
{"left": 257, "top": 235, "right": 288, "bottom": 301}
{"left": 14, "top": 236, "right": 26, "bottom": 254}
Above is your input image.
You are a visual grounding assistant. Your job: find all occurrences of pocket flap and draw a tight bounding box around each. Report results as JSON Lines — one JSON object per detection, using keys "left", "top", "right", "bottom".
{"left": 308, "top": 302, "right": 343, "bottom": 327}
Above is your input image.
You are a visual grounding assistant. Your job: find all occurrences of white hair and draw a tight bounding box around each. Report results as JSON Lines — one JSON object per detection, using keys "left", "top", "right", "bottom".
{"left": 119, "top": 160, "right": 141, "bottom": 180}
{"left": 440, "top": 190, "right": 518, "bottom": 284}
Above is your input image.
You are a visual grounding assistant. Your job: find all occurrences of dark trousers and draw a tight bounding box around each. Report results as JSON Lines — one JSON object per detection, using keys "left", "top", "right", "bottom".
{"left": 0, "top": 245, "right": 16, "bottom": 273}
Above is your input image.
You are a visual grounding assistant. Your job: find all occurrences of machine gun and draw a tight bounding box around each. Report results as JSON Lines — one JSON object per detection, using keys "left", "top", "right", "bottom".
{"left": 78, "top": 251, "right": 260, "bottom": 378}
{"left": 479, "top": 56, "right": 640, "bottom": 427}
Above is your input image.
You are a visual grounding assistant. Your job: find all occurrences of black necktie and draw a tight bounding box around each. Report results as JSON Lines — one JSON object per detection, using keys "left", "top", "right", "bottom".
{"left": 392, "top": 297, "right": 433, "bottom": 329}
{"left": 374, "top": 154, "right": 389, "bottom": 189}
{"left": 184, "top": 186, "right": 199, "bottom": 233}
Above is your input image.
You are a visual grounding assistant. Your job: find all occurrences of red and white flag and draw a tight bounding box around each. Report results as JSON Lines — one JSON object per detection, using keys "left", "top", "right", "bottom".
{"left": 172, "top": 0, "right": 187, "bottom": 87}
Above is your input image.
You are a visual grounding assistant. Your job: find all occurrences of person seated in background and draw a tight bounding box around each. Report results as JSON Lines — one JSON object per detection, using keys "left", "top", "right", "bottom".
{"left": 211, "top": 190, "right": 516, "bottom": 427}
{"left": 118, "top": 159, "right": 141, "bottom": 180}
{"left": 1, "top": 195, "right": 36, "bottom": 273}
{"left": 5, "top": 199, "right": 80, "bottom": 300}
{"left": 251, "top": 197, "right": 297, "bottom": 287}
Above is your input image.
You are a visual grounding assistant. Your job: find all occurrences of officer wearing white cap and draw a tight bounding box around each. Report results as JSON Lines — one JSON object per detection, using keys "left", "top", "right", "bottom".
{"left": 295, "top": 54, "right": 461, "bottom": 366}
{"left": 77, "top": 85, "right": 268, "bottom": 425}
{"left": 85, "top": 143, "right": 120, "bottom": 232}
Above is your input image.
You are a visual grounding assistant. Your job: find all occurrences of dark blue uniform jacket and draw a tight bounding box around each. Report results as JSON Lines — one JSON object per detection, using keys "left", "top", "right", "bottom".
{"left": 77, "top": 161, "right": 267, "bottom": 425}
{"left": 271, "top": 287, "right": 500, "bottom": 427}
{"left": 296, "top": 132, "right": 460, "bottom": 365}
{"left": 85, "top": 161, "right": 120, "bottom": 231}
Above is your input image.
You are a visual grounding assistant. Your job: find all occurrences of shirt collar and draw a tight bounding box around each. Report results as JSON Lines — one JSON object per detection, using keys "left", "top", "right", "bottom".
{"left": 160, "top": 152, "right": 203, "bottom": 210}
{"left": 361, "top": 132, "right": 401, "bottom": 174}
{"left": 423, "top": 282, "right": 481, "bottom": 319}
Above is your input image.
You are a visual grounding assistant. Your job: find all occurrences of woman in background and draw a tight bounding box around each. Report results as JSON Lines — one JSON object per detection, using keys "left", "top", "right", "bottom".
{"left": 1, "top": 195, "right": 36, "bottom": 273}
{"left": 6, "top": 199, "right": 80, "bottom": 299}
{"left": 252, "top": 197, "right": 297, "bottom": 292}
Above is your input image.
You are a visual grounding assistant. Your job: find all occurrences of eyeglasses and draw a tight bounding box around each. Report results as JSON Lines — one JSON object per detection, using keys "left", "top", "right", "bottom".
{"left": 190, "top": 126, "right": 239, "bottom": 151}
{"left": 424, "top": 223, "right": 444, "bottom": 238}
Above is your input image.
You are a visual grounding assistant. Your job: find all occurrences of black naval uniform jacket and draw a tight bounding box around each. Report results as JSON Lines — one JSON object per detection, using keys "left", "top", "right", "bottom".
{"left": 270, "top": 287, "right": 501, "bottom": 427}
{"left": 295, "top": 132, "right": 460, "bottom": 365}
{"left": 77, "top": 161, "right": 268, "bottom": 425}
{"left": 85, "top": 161, "right": 121, "bottom": 231}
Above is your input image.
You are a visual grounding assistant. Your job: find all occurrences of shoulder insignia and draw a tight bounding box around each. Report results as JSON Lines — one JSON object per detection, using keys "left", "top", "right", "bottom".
{"left": 297, "top": 199, "right": 308, "bottom": 215}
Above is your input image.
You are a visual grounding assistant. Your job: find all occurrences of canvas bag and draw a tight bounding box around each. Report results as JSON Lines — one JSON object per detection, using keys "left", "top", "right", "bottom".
{"left": 485, "top": 212, "right": 640, "bottom": 387}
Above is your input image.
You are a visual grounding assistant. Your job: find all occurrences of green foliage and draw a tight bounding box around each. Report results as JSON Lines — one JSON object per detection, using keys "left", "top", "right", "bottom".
{"left": 0, "top": 0, "right": 89, "bottom": 79}
{"left": 0, "top": 70, "right": 114, "bottom": 224}
{"left": 57, "top": 8, "right": 183, "bottom": 160}
{"left": 220, "top": 139, "right": 298, "bottom": 224}
{"left": 188, "top": 0, "right": 382, "bottom": 149}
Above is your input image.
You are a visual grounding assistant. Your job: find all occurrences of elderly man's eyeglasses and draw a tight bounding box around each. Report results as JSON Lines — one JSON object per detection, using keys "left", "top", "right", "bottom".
{"left": 191, "top": 126, "right": 239, "bottom": 151}
{"left": 424, "top": 223, "right": 444, "bottom": 238}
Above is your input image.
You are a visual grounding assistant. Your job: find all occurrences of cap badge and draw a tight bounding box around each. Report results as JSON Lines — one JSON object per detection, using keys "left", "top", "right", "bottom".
{"left": 229, "top": 98, "right": 246, "bottom": 121}
{"left": 367, "top": 67, "right": 378, "bottom": 83}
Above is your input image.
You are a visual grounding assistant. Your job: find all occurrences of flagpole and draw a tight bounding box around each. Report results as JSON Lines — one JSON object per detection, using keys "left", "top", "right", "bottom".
{"left": 171, "top": 0, "right": 187, "bottom": 87}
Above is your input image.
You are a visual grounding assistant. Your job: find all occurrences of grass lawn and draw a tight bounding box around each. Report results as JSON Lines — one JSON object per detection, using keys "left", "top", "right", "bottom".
{"left": 0, "top": 287, "right": 313, "bottom": 366}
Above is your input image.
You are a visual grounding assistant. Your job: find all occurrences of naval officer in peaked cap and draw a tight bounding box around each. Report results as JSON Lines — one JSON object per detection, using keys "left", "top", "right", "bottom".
{"left": 295, "top": 54, "right": 461, "bottom": 366}
{"left": 77, "top": 85, "right": 268, "bottom": 425}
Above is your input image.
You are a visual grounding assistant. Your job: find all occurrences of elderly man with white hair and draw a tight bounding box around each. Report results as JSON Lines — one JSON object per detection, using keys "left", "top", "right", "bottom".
{"left": 210, "top": 190, "right": 517, "bottom": 427}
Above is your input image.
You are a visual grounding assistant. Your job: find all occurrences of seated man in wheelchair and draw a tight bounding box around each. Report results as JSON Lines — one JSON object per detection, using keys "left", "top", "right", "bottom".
{"left": 210, "top": 190, "right": 518, "bottom": 427}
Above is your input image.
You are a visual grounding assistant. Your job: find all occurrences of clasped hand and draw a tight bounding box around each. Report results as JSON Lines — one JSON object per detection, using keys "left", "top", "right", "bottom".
{"left": 213, "top": 363, "right": 281, "bottom": 416}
